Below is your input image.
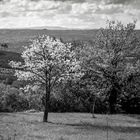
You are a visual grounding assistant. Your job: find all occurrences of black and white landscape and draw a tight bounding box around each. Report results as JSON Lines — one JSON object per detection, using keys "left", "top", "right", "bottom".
{"left": 0, "top": 0, "right": 140, "bottom": 140}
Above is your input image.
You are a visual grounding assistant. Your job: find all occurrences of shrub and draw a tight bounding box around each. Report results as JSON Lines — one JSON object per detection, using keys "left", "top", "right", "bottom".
{"left": 120, "top": 92, "right": 140, "bottom": 114}
{"left": 0, "top": 84, "right": 29, "bottom": 112}
{"left": 3, "top": 88, "right": 28, "bottom": 112}
{"left": 25, "top": 89, "right": 44, "bottom": 111}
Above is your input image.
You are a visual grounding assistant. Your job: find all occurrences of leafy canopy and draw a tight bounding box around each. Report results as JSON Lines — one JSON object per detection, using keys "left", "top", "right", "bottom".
{"left": 10, "top": 35, "right": 81, "bottom": 89}
{"left": 81, "top": 21, "right": 140, "bottom": 93}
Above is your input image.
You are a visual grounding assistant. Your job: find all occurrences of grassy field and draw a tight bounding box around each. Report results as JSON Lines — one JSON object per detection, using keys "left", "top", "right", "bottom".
{"left": 0, "top": 112, "right": 140, "bottom": 140}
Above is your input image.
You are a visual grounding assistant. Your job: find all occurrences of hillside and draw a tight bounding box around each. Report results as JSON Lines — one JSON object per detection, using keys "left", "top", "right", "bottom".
{"left": 0, "top": 28, "right": 140, "bottom": 53}
{"left": 0, "top": 29, "right": 98, "bottom": 53}
{"left": 0, "top": 29, "right": 98, "bottom": 68}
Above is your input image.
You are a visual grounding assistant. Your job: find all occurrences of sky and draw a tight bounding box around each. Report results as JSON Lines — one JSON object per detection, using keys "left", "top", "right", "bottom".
{"left": 0, "top": 0, "right": 139, "bottom": 29}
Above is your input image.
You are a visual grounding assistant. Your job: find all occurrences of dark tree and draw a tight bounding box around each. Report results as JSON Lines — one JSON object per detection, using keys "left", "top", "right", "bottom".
{"left": 81, "top": 21, "right": 140, "bottom": 114}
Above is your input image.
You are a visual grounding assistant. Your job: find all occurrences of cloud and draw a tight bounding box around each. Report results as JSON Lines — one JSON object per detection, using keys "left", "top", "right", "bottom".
{"left": 105, "top": 0, "right": 132, "bottom": 5}
{"left": 95, "top": 4, "right": 124, "bottom": 15}
{"left": 105, "top": 0, "right": 140, "bottom": 10}
{"left": 0, "top": 0, "right": 139, "bottom": 29}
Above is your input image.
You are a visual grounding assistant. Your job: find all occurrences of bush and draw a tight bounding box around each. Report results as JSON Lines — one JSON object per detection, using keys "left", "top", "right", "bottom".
{"left": 0, "top": 79, "right": 139, "bottom": 114}
{"left": 52, "top": 80, "right": 109, "bottom": 113}
{"left": 25, "top": 89, "right": 44, "bottom": 111}
{"left": 0, "top": 83, "right": 44, "bottom": 112}
{"left": 3, "top": 77, "right": 16, "bottom": 85}
{"left": 120, "top": 92, "right": 140, "bottom": 114}
{"left": 0, "top": 86, "right": 29, "bottom": 112}
{"left": 12, "top": 80, "right": 26, "bottom": 89}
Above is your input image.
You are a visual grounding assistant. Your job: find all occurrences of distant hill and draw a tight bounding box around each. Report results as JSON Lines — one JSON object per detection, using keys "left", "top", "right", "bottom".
{"left": 0, "top": 29, "right": 98, "bottom": 53}
{"left": 0, "top": 29, "right": 140, "bottom": 53}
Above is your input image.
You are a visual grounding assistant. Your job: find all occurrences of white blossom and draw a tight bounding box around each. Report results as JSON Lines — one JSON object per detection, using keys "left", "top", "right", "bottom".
{"left": 9, "top": 35, "right": 81, "bottom": 89}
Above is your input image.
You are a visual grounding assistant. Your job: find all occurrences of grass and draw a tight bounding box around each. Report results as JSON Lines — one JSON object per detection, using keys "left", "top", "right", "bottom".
{"left": 0, "top": 112, "right": 140, "bottom": 140}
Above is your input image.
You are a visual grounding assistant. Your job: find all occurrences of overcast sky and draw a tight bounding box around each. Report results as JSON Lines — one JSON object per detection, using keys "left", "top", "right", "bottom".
{"left": 0, "top": 0, "right": 139, "bottom": 29}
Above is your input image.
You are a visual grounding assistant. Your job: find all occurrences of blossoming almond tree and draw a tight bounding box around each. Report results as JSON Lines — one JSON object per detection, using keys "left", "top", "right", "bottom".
{"left": 10, "top": 35, "right": 81, "bottom": 122}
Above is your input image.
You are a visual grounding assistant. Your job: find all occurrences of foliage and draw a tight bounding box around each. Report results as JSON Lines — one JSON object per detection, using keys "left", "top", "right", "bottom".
{"left": 120, "top": 73, "right": 140, "bottom": 114}
{"left": 11, "top": 80, "right": 26, "bottom": 89}
{"left": 0, "top": 84, "right": 28, "bottom": 112}
{"left": 23, "top": 86, "right": 44, "bottom": 111}
{"left": 10, "top": 35, "right": 81, "bottom": 86}
{"left": 56, "top": 79, "right": 108, "bottom": 113}
{"left": 0, "top": 83, "right": 44, "bottom": 112}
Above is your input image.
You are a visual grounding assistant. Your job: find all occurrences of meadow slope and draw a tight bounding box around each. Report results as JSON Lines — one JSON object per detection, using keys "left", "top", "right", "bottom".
{"left": 0, "top": 113, "right": 140, "bottom": 140}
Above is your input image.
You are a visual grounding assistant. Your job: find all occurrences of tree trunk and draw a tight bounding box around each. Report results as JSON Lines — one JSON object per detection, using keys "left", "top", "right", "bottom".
{"left": 43, "top": 88, "right": 50, "bottom": 122}
{"left": 43, "top": 72, "right": 51, "bottom": 122}
{"left": 108, "top": 87, "right": 117, "bottom": 114}
{"left": 92, "top": 95, "right": 96, "bottom": 118}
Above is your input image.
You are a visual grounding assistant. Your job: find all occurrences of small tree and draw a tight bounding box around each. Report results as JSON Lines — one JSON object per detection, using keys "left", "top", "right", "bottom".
{"left": 10, "top": 35, "right": 81, "bottom": 122}
{"left": 81, "top": 21, "right": 140, "bottom": 114}
{"left": 1, "top": 43, "right": 8, "bottom": 50}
